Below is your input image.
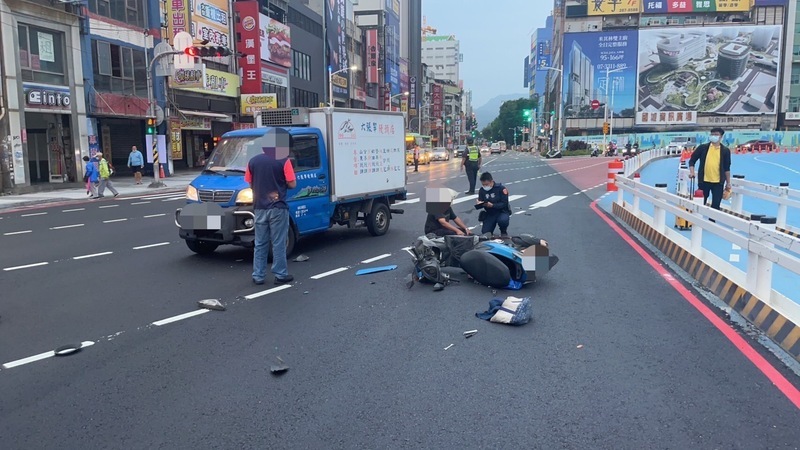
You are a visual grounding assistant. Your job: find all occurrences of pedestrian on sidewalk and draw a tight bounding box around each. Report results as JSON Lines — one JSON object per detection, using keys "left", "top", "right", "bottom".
{"left": 688, "top": 127, "right": 731, "bottom": 211}
{"left": 83, "top": 155, "right": 99, "bottom": 197}
{"left": 246, "top": 128, "right": 296, "bottom": 285}
{"left": 127, "top": 146, "right": 144, "bottom": 185}
{"left": 96, "top": 152, "right": 119, "bottom": 198}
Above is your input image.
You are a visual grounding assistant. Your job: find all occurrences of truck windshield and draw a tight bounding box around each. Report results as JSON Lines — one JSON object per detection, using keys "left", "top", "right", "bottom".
{"left": 205, "top": 136, "right": 262, "bottom": 172}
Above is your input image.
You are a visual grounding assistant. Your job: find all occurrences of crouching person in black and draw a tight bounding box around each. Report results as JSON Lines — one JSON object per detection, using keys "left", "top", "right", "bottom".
{"left": 477, "top": 172, "right": 510, "bottom": 237}
{"left": 425, "top": 205, "right": 472, "bottom": 237}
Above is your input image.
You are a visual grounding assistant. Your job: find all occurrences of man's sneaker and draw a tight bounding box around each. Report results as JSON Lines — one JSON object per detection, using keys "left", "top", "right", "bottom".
{"left": 274, "top": 275, "right": 294, "bottom": 285}
{"left": 113, "top": 193, "right": 119, "bottom": 197}
{"left": 252, "top": 278, "right": 265, "bottom": 285}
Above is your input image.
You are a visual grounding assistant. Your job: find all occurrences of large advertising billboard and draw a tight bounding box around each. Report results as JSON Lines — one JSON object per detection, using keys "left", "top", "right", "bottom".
{"left": 192, "top": 0, "right": 230, "bottom": 47}
{"left": 326, "top": 0, "right": 349, "bottom": 99}
{"left": 643, "top": 0, "right": 752, "bottom": 13}
{"left": 259, "top": 16, "right": 291, "bottom": 68}
{"left": 589, "top": 0, "right": 641, "bottom": 16}
{"left": 384, "top": 4, "right": 401, "bottom": 97}
{"left": 561, "top": 31, "right": 639, "bottom": 119}
{"left": 636, "top": 25, "right": 781, "bottom": 124}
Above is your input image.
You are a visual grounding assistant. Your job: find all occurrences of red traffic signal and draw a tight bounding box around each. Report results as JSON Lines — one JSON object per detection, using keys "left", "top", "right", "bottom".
{"left": 184, "top": 46, "right": 233, "bottom": 58}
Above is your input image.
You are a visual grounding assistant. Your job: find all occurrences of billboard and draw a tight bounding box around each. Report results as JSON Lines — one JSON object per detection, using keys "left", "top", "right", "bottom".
{"left": 366, "top": 29, "right": 379, "bottom": 83}
{"left": 536, "top": 39, "right": 551, "bottom": 71}
{"left": 259, "top": 16, "right": 291, "bottom": 67}
{"left": 326, "top": 0, "right": 349, "bottom": 99}
{"left": 524, "top": 56, "right": 530, "bottom": 88}
{"left": 432, "top": 84, "right": 443, "bottom": 118}
{"left": 399, "top": 58, "right": 409, "bottom": 94}
{"left": 167, "top": 0, "right": 190, "bottom": 39}
{"left": 642, "top": 0, "right": 753, "bottom": 13}
{"left": 562, "top": 31, "right": 639, "bottom": 119}
{"left": 636, "top": 25, "right": 781, "bottom": 124}
{"left": 384, "top": 5, "right": 401, "bottom": 97}
{"left": 235, "top": 1, "right": 262, "bottom": 94}
{"left": 589, "top": 0, "right": 641, "bottom": 16}
{"left": 754, "top": 0, "right": 785, "bottom": 5}
{"left": 192, "top": 0, "right": 230, "bottom": 47}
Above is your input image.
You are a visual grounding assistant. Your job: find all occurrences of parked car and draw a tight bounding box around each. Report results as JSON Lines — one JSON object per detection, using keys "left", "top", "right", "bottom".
{"left": 490, "top": 143, "right": 502, "bottom": 154}
{"left": 431, "top": 147, "right": 450, "bottom": 161}
{"left": 736, "top": 140, "right": 777, "bottom": 153}
{"left": 454, "top": 145, "right": 467, "bottom": 158}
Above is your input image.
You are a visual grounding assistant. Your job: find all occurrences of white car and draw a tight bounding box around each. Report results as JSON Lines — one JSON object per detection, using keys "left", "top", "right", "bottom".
{"left": 490, "top": 143, "right": 502, "bottom": 155}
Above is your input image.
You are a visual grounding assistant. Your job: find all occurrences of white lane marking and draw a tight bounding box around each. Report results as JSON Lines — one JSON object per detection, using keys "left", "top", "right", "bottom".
{"left": 507, "top": 194, "right": 527, "bottom": 202}
{"left": 3, "top": 262, "right": 49, "bottom": 271}
{"left": 133, "top": 242, "right": 171, "bottom": 250}
{"left": 3, "top": 230, "right": 32, "bottom": 236}
{"left": 729, "top": 254, "right": 741, "bottom": 263}
{"left": 732, "top": 244, "right": 742, "bottom": 250}
{"left": 245, "top": 284, "right": 293, "bottom": 300}
{"left": 453, "top": 194, "right": 479, "bottom": 204}
{"left": 62, "top": 208, "right": 85, "bottom": 212}
{"left": 2, "top": 341, "right": 95, "bottom": 369}
{"left": 407, "top": 192, "right": 418, "bottom": 197}
{"left": 21, "top": 212, "right": 47, "bottom": 217}
{"left": 103, "top": 218, "right": 128, "bottom": 223}
{"left": 310, "top": 267, "right": 349, "bottom": 279}
{"left": 361, "top": 253, "right": 391, "bottom": 264}
{"left": 99, "top": 205, "right": 119, "bottom": 209}
{"left": 73, "top": 251, "right": 113, "bottom": 260}
{"left": 529, "top": 195, "right": 568, "bottom": 210}
{"left": 152, "top": 309, "right": 209, "bottom": 326}
{"left": 162, "top": 197, "right": 184, "bottom": 202}
{"left": 122, "top": 192, "right": 184, "bottom": 201}
{"left": 144, "top": 213, "right": 167, "bottom": 218}
{"left": 394, "top": 198, "right": 421, "bottom": 205}
{"left": 401, "top": 246, "right": 413, "bottom": 251}
{"left": 130, "top": 201, "right": 151, "bottom": 205}
{"left": 753, "top": 156, "right": 800, "bottom": 175}
{"left": 50, "top": 224, "right": 84, "bottom": 230}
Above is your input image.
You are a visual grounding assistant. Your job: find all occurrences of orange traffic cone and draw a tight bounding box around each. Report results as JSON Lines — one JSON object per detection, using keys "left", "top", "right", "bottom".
{"left": 159, "top": 165, "right": 166, "bottom": 178}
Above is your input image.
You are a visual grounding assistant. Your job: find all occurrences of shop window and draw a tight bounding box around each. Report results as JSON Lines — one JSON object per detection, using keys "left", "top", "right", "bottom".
{"left": 92, "top": 40, "right": 147, "bottom": 96}
{"left": 262, "top": 83, "right": 288, "bottom": 108}
{"left": 292, "top": 50, "right": 311, "bottom": 81}
{"left": 18, "top": 25, "right": 66, "bottom": 85}
{"left": 292, "top": 88, "right": 319, "bottom": 108}
{"left": 88, "top": 0, "right": 144, "bottom": 28}
{"left": 290, "top": 135, "right": 320, "bottom": 172}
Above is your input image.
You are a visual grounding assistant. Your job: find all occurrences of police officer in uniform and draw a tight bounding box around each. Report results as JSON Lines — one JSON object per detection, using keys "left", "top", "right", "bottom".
{"left": 477, "top": 172, "right": 510, "bottom": 237}
{"left": 461, "top": 137, "right": 481, "bottom": 194}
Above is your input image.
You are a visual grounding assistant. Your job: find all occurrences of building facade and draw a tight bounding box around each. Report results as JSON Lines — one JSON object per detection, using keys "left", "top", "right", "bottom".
{"left": 421, "top": 35, "right": 460, "bottom": 85}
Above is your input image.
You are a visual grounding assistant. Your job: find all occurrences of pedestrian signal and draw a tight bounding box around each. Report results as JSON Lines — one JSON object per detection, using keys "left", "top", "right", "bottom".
{"left": 146, "top": 117, "right": 157, "bottom": 134}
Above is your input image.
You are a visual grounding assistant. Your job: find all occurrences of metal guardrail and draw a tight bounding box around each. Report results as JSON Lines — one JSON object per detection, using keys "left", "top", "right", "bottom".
{"left": 614, "top": 175, "right": 800, "bottom": 325}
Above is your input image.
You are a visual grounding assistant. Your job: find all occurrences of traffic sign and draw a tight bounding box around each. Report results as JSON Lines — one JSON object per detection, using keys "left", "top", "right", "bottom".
{"left": 543, "top": 123, "right": 550, "bottom": 131}
{"left": 591, "top": 99, "right": 601, "bottom": 110}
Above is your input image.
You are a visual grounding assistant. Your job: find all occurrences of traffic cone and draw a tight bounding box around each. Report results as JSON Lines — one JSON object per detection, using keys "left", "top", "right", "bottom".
{"left": 159, "top": 165, "right": 166, "bottom": 178}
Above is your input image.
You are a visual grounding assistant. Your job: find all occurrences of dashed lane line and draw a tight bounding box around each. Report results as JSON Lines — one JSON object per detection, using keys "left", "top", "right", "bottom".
{"left": 2, "top": 341, "right": 95, "bottom": 369}
{"left": 162, "top": 197, "right": 185, "bottom": 202}
{"left": 244, "top": 284, "right": 293, "bottom": 300}
{"left": 3, "top": 230, "right": 32, "bottom": 236}
{"left": 98, "top": 205, "right": 119, "bottom": 209}
{"left": 103, "top": 218, "right": 128, "bottom": 223}
{"left": 50, "top": 224, "right": 84, "bottom": 230}
{"left": 73, "top": 251, "right": 113, "bottom": 260}
{"left": 3, "top": 262, "right": 49, "bottom": 271}
{"left": 143, "top": 213, "right": 167, "bottom": 218}
{"left": 361, "top": 253, "right": 391, "bottom": 264}
{"left": 395, "top": 198, "right": 421, "bottom": 205}
{"left": 133, "top": 242, "right": 171, "bottom": 250}
{"left": 310, "top": 267, "right": 349, "bottom": 279}
{"left": 21, "top": 212, "right": 47, "bottom": 217}
{"left": 130, "top": 201, "right": 151, "bottom": 205}
{"left": 62, "top": 208, "right": 85, "bottom": 212}
{"left": 152, "top": 310, "right": 209, "bottom": 326}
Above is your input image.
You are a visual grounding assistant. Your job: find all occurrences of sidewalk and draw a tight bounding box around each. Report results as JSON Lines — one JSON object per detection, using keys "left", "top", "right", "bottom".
{"left": 0, "top": 173, "right": 199, "bottom": 211}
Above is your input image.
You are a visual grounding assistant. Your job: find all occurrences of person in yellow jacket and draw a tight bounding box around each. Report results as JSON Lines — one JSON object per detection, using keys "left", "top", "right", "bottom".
{"left": 95, "top": 152, "right": 119, "bottom": 198}
{"left": 460, "top": 137, "right": 481, "bottom": 194}
{"left": 688, "top": 127, "right": 731, "bottom": 211}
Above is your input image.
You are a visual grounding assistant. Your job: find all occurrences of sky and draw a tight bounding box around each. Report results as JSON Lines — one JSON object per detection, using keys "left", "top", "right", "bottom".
{"left": 422, "top": 0, "right": 553, "bottom": 108}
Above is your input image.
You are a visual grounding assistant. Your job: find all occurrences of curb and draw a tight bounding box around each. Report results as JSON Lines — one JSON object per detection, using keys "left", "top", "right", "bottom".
{"left": 612, "top": 202, "right": 800, "bottom": 363}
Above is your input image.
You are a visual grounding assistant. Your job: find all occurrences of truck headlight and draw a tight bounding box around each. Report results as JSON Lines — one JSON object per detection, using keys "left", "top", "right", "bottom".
{"left": 236, "top": 188, "right": 253, "bottom": 204}
{"left": 186, "top": 185, "right": 199, "bottom": 201}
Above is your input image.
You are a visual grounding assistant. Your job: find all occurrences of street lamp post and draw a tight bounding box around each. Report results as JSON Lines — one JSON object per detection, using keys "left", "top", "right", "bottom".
{"left": 603, "top": 66, "right": 625, "bottom": 152}
{"left": 328, "top": 65, "right": 358, "bottom": 107}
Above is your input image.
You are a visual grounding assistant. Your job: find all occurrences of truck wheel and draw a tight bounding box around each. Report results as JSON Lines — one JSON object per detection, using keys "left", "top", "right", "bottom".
{"left": 366, "top": 203, "right": 390, "bottom": 236}
{"left": 186, "top": 239, "right": 219, "bottom": 255}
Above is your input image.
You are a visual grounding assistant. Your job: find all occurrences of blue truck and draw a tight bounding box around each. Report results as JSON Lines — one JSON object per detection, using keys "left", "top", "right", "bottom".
{"left": 175, "top": 107, "right": 407, "bottom": 255}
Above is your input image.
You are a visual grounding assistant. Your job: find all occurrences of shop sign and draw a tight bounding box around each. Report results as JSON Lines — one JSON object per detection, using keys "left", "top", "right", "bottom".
{"left": 171, "top": 66, "right": 206, "bottom": 89}
{"left": 24, "top": 83, "right": 71, "bottom": 111}
{"left": 167, "top": 0, "right": 190, "bottom": 38}
{"left": 172, "top": 68, "right": 239, "bottom": 97}
{"left": 170, "top": 120, "right": 184, "bottom": 159}
{"left": 241, "top": 93, "right": 278, "bottom": 115}
{"left": 193, "top": 0, "right": 230, "bottom": 47}
{"left": 235, "top": 1, "right": 262, "bottom": 94}
{"left": 354, "top": 88, "right": 366, "bottom": 103}
{"left": 180, "top": 117, "right": 212, "bottom": 130}
{"left": 261, "top": 69, "right": 288, "bottom": 87}
{"left": 785, "top": 112, "right": 800, "bottom": 121}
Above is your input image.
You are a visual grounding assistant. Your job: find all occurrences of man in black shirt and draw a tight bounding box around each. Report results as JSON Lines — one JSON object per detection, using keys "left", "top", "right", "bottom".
{"left": 425, "top": 206, "right": 471, "bottom": 236}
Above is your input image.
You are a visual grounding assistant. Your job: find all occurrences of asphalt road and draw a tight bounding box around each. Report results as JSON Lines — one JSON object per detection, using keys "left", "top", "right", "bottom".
{"left": 1, "top": 152, "right": 798, "bottom": 449}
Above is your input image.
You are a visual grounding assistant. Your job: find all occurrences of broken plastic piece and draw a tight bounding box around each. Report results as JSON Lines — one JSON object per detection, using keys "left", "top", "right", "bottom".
{"left": 433, "top": 283, "right": 444, "bottom": 291}
{"left": 463, "top": 330, "right": 478, "bottom": 338}
{"left": 443, "top": 344, "right": 454, "bottom": 351}
{"left": 197, "top": 299, "right": 226, "bottom": 311}
{"left": 355, "top": 265, "right": 398, "bottom": 276}
{"left": 294, "top": 254, "right": 310, "bottom": 262}
{"left": 270, "top": 364, "right": 289, "bottom": 375}
{"left": 405, "top": 273, "right": 415, "bottom": 289}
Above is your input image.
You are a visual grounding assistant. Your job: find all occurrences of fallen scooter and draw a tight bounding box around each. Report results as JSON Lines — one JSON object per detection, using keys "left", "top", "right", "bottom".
{"left": 406, "top": 233, "right": 559, "bottom": 291}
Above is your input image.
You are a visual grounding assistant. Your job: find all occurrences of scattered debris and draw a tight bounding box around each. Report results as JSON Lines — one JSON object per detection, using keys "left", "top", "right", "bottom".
{"left": 197, "top": 299, "right": 226, "bottom": 311}
{"left": 463, "top": 330, "right": 478, "bottom": 339}
{"left": 405, "top": 273, "right": 415, "bottom": 289}
{"left": 355, "top": 265, "right": 398, "bottom": 276}
{"left": 444, "top": 344, "right": 454, "bottom": 351}
{"left": 476, "top": 296, "right": 533, "bottom": 325}
{"left": 294, "top": 254, "right": 310, "bottom": 262}
{"left": 271, "top": 356, "right": 289, "bottom": 375}
{"left": 433, "top": 283, "right": 444, "bottom": 291}
{"left": 576, "top": 345, "right": 584, "bottom": 349}
{"left": 303, "top": 291, "right": 309, "bottom": 294}
{"left": 235, "top": 259, "right": 244, "bottom": 262}
{"left": 54, "top": 343, "right": 82, "bottom": 356}
{"left": 370, "top": 281, "right": 376, "bottom": 285}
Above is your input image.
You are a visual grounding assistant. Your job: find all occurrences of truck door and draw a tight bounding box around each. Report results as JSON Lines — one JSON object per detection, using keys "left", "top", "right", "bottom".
{"left": 288, "top": 133, "right": 329, "bottom": 233}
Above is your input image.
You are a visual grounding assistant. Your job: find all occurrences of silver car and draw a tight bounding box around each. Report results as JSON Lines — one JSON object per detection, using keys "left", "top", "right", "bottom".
{"left": 431, "top": 147, "right": 450, "bottom": 161}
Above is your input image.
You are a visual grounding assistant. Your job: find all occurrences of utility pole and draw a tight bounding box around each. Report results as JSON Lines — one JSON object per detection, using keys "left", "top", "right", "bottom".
{"left": 145, "top": 50, "right": 181, "bottom": 188}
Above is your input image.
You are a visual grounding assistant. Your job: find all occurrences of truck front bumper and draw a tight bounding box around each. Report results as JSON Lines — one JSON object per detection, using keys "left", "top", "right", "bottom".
{"left": 175, "top": 202, "right": 256, "bottom": 247}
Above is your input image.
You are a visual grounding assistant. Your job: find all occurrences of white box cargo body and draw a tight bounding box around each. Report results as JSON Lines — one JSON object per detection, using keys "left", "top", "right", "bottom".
{"left": 308, "top": 108, "right": 407, "bottom": 202}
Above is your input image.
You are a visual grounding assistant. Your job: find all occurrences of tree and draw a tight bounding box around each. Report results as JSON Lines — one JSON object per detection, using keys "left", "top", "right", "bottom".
{"left": 485, "top": 98, "right": 539, "bottom": 144}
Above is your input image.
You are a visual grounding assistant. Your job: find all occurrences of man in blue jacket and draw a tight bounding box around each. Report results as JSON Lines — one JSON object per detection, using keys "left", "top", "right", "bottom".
{"left": 477, "top": 172, "right": 511, "bottom": 237}
{"left": 127, "top": 146, "right": 145, "bottom": 185}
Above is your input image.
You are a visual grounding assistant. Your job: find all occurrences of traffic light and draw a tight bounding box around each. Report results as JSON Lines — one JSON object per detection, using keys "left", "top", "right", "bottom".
{"left": 185, "top": 46, "right": 233, "bottom": 58}
{"left": 550, "top": 110, "right": 555, "bottom": 116}
{"left": 146, "top": 117, "right": 156, "bottom": 135}
{"left": 446, "top": 118, "right": 451, "bottom": 125}
{"left": 523, "top": 109, "right": 531, "bottom": 118}
{"left": 602, "top": 122, "right": 610, "bottom": 135}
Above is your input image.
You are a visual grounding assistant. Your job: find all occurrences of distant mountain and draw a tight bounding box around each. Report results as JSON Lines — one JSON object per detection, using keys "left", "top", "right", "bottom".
{"left": 473, "top": 93, "right": 529, "bottom": 129}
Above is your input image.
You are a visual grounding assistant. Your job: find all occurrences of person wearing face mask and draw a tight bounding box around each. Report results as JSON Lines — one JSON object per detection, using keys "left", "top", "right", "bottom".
{"left": 688, "top": 127, "right": 732, "bottom": 211}
{"left": 477, "top": 172, "right": 511, "bottom": 237}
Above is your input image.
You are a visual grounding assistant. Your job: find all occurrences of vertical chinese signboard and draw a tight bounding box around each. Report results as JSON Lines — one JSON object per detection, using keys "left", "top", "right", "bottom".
{"left": 431, "top": 84, "right": 443, "bottom": 120}
{"left": 366, "top": 29, "right": 379, "bottom": 84}
{"left": 409, "top": 76, "right": 417, "bottom": 117}
{"left": 235, "top": 1, "right": 262, "bottom": 94}
{"left": 167, "top": 0, "right": 190, "bottom": 38}
{"left": 326, "top": 0, "right": 349, "bottom": 99}
{"left": 170, "top": 120, "right": 183, "bottom": 159}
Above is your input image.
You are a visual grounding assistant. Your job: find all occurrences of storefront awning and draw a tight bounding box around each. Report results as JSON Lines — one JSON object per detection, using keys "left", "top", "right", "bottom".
{"left": 178, "top": 109, "right": 231, "bottom": 121}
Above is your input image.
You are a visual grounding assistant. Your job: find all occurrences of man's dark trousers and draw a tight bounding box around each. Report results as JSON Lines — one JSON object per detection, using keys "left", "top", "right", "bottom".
{"left": 414, "top": 157, "right": 419, "bottom": 172}
{"left": 481, "top": 211, "right": 510, "bottom": 235}
{"left": 701, "top": 181, "right": 724, "bottom": 210}
{"left": 465, "top": 163, "right": 479, "bottom": 194}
